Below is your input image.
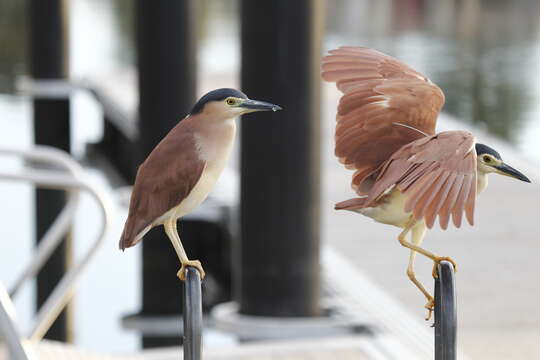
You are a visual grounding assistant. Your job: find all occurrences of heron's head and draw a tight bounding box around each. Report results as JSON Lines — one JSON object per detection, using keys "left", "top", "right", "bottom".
{"left": 190, "top": 88, "right": 282, "bottom": 121}
{"left": 475, "top": 143, "right": 530, "bottom": 182}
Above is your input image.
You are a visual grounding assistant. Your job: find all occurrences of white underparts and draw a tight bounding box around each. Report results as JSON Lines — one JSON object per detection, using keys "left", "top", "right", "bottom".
{"left": 355, "top": 188, "right": 412, "bottom": 228}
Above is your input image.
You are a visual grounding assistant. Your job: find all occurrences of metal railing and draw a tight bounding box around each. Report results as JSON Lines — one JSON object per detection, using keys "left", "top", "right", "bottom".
{"left": 434, "top": 260, "right": 457, "bottom": 360}
{"left": 0, "top": 282, "right": 36, "bottom": 359}
{"left": 0, "top": 146, "right": 114, "bottom": 358}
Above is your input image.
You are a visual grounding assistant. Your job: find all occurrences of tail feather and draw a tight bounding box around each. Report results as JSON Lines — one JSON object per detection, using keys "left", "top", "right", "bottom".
{"left": 119, "top": 228, "right": 128, "bottom": 251}
{"left": 119, "top": 225, "right": 134, "bottom": 251}
{"left": 119, "top": 216, "right": 151, "bottom": 250}
{"left": 335, "top": 197, "right": 368, "bottom": 211}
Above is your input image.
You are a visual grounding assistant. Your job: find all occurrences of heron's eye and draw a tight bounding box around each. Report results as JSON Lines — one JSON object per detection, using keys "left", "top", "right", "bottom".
{"left": 226, "top": 98, "right": 236, "bottom": 106}
{"left": 483, "top": 155, "right": 492, "bottom": 163}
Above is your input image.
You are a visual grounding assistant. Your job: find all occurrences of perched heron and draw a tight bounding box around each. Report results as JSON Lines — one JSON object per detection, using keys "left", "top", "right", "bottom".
{"left": 120, "top": 88, "right": 281, "bottom": 280}
{"left": 322, "top": 47, "right": 530, "bottom": 319}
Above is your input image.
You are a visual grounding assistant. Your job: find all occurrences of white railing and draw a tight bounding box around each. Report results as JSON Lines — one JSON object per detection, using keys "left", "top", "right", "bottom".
{"left": 0, "top": 146, "right": 114, "bottom": 358}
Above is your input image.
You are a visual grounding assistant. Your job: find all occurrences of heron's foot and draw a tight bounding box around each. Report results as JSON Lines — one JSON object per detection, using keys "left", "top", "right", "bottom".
{"left": 177, "top": 260, "right": 205, "bottom": 281}
{"left": 425, "top": 297, "right": 435, "bottom": 321}
{"left": 432, "top": 256, "right": 457, "bottom": 278}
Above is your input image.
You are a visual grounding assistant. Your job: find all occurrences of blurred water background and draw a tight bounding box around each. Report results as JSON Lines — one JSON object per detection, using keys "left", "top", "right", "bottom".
{"left": 1, "top": 0, "right": 539, "bottom": 353}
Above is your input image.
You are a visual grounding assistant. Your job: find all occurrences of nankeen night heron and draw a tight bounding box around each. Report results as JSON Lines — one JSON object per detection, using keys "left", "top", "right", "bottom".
{"left": 120, "top": 88, "right": 281, "bottom": 280}
{"left": 322, "top": 47, "right": 531, "bottom": 320}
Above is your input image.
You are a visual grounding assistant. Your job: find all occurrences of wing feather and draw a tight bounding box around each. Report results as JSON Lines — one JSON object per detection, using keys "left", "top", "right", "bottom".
{"left": 359, "top": 131, "right": 477, "bottom": 229}
{"left": 322, "top": 46, "right": 445, "bottom": 194}
{"left": 400, "top": 162, "right": 437, "bottom": 191}
{"left": 452, "top": 175, "right": 472, "bottom": 228}
{"left": 428, "top": 172, "right": 456, "bottom": 227}
{"left": 438, "top": 174, "right": 464, "bottom": 229}
{"left": 120, "top": 118, "right": 206, "bottom": 249}
{"left": 405, "top": 168, "right": 442, "bottom": 213}
{"left": 415, "top": 170, "right": 451, "bottom": 219}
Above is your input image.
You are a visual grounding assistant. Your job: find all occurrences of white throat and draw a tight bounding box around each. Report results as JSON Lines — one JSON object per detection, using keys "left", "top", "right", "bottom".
{"left": 194, "top": 117, "right": 237, "bottom": 163}
{"left": 477, "top": 168, "right": 489, "bottom": 194}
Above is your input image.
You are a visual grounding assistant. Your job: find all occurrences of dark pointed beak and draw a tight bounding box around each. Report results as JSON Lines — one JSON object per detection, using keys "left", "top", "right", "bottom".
{"left": 495, "top": 163, "right": 531, "bottom": 183}
{"left": 240, "top": 99, "right": 282, "bottom": 112}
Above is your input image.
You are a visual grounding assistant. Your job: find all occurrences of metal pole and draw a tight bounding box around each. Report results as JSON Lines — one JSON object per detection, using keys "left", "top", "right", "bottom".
{"left": 28, "top": 0, "right": 72, "bottom": 342}
{"left": 434, "top": 261, "right": 457, "bottom": 360}
{"left": 183, "top": 267, "right": 202, "bottom": 360}
{"left": 136, "top": 0, "right": 197, "bottom": 348}
{"left": 239, "top": 0, "right": 323, "bottom": 317}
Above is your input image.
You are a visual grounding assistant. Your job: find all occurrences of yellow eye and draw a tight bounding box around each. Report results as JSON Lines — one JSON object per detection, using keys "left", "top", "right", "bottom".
{"left": 483, "top": 155, "right": 492, "bottom": 163}
{"left": 226, "top": 98, "right": 236, "bottom": 106}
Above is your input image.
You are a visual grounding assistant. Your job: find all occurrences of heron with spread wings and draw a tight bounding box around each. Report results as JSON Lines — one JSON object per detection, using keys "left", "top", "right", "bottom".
{"left": 322, "top": 47, "right": 530, "bottom": 319}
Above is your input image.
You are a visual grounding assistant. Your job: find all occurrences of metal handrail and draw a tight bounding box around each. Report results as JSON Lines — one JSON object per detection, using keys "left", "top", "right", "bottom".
{"left": 183, "top": 267, "right": 203, "bottom": 360}
{"left": 0, "top": 146, "right": 114, "bottom": 351}
{"left": 3, "top": 145, "right": 82, "bottom": 300}
{"left": 434, "top": 260, "right": 457, "bottom": 360}
{"left": 0, "top": 282, "right": 36, "bottom": 359}
{"left": 17, "top": 77, "right": 138, "bottom": 140}
{"left": 9, "top": 192, "right": 78, "bottom": 298}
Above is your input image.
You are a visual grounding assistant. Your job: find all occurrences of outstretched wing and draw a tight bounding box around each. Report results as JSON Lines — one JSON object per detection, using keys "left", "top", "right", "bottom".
{"left": 322, "top": 46, "right": 445, "bottom": 194}
{"left": 120, "top": 119, "right": 206, "bottom": 250}
{"left": 367, "top": 131, "right": 477, "bottom": 229}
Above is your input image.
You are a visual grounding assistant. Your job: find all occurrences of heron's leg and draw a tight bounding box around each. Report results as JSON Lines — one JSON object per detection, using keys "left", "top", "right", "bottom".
{"left": 398, "top": 217, "right": 457, "bottom": 278}
{"left": 164, "top": 219, "right": 205, "bottom": 281}
{"left": 406, "top": 223, "right": 435, "bottom": 321}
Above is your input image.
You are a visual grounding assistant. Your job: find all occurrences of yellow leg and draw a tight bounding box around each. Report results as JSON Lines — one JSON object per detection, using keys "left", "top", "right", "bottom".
{"left": 164, "top": 219, "right": 205, "bottom": 281}
{"left": 398, "top": 217, "right": 457, "bottom": 278}
{"left": 406, "top": 223, "right": 435, "bottom": 320}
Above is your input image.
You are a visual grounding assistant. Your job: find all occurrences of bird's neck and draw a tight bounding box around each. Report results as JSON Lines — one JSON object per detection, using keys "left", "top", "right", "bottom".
{"left": 477, "top": 170, "right": 489, "bottom": 194}
{"left": 194, "top": 117, "right": 237, "bottom": 162}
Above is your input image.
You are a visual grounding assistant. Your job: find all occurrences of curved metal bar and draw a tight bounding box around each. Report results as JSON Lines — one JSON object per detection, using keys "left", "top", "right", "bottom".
{"left": 0, "top": 169, "right": 114, "bottom": 341}
{"left": 0, "top": 282, "right": 36, "bottom": 359}
{"left": 183, "top": 267, "right": 203, "bottom": 360}
{"left": 9, "top": 191, "right": 78, "bottom": 298}
{"left": 0, "top": 145, "right": 86, "bottom": 175}
{"left": 434, "top": 260, "right": 457, "bottom": 360}
{"left": 3, "top": 146, "right": 82, "bottom": 299}
{"left": 0, "top": 146, "right": 114, "bottom": 342}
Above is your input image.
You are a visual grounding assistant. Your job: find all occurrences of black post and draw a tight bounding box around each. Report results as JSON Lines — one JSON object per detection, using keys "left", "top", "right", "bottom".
{"left": 28, "top": 0, "right": 72, "bottom": 342}
{"left": 183, "top": 267, "right": 202, "bottom": 360}
{"left": 434, "top": 261, "right": 457, "bottom": 360}
{"left": 239, "top": 0, "right": 323, "bottom": 316}
{"left": 136, "top": 0, "right": 197, "bottom": 348}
